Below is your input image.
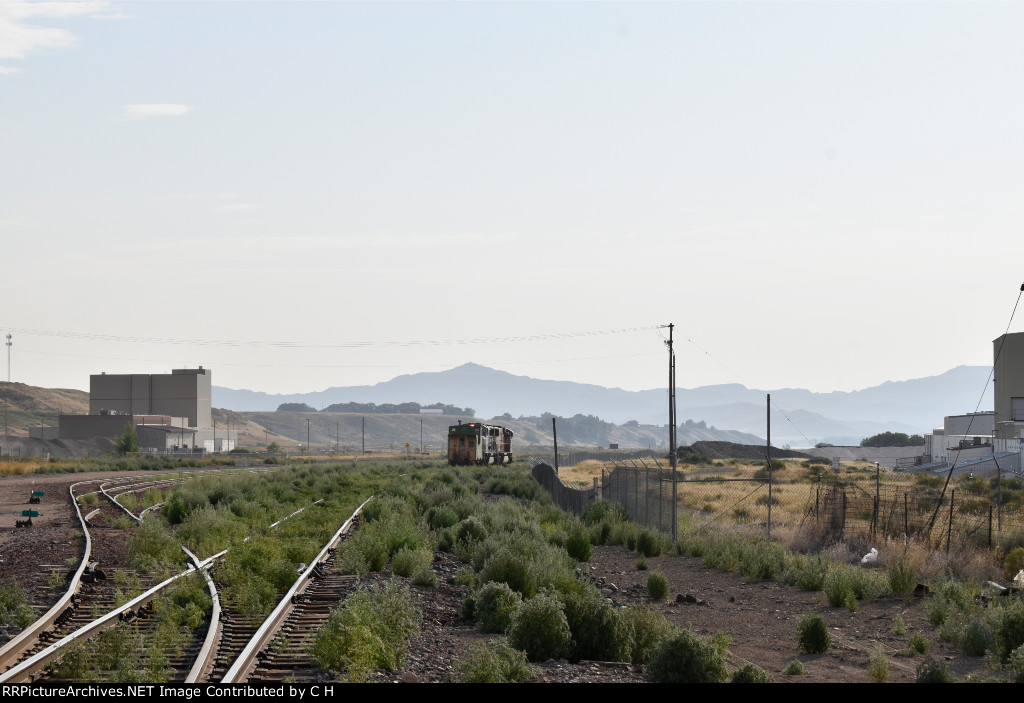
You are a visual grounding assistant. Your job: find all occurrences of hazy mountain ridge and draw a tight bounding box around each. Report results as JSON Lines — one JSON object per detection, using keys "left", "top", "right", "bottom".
{"left": 212, "top": 363, "right": 991, "bottom": 446}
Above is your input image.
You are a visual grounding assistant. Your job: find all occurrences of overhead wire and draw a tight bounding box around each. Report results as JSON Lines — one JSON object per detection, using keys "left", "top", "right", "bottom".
{"left": 655, "top": 327, "right": 816, "bottom": 449}
{"left": 4, "top": 325, "right": 660, "bottom": 350}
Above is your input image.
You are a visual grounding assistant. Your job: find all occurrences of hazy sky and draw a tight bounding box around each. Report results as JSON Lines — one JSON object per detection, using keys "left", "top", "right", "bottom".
{"left": 3, "top": 1, "right": 1023, "bottom": 396}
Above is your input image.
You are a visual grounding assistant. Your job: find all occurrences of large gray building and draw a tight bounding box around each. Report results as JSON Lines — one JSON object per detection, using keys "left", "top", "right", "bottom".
{"left": 90, "top": 367, "right": 212, "bottom": 429}
{"left": 56, "top": 366, "right": 234, "bottom": 452}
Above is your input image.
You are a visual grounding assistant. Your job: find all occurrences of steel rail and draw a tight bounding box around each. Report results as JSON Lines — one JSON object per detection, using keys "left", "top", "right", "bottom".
{"left": 0, "top": 486, "right": 332, "bottom": 682}
{"left": 0, "top": 566, "right": 200, "bottom": 683}
{"left": 0, "top": 480, "right": 94, "bottom": 674}
{"left": 221, "top": 496, "right": 373, "bottom": 683}
{"left": 182, "top": 547, "right": 222, "bottom": 684}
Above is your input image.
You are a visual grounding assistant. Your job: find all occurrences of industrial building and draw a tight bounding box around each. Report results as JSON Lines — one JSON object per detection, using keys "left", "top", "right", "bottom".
{"left": 919, "top": 333, "right": 1024, "bottom": 476}
{"left": 47, "top": 367, "right": 235, "bottom": 453}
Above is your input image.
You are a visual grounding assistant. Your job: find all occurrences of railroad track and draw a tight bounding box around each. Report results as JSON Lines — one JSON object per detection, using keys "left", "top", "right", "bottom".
{"left": 0, "top": 485, "right": 370, "bottom": 685}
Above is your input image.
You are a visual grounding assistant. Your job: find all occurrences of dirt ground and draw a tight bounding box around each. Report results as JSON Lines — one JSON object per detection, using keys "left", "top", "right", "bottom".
{"left": 0, "top": 470, "right": 1000, "bottom": 683}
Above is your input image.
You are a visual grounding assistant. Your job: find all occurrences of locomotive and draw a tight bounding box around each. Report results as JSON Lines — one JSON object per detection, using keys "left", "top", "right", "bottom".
{"left": 447, "top": 421, "right": 514, "bottom": 466}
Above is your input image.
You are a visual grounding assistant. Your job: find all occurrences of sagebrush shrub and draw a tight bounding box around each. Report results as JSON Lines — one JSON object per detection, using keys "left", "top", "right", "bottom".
{"left": 941, "top": 612, "right": 993, "bottom": 656}
{"left": 868, "top": 645, "right": 889, "bottom": 683}
{"left": 635, "top": 528, "right": 669, "bottom": 557}
{"left": 887, "top": 556, "right": 917, "bottom": 597}
{"left": 474, "top": 581, "right": 522, "bottom": 634}
{"left": 783, "top": 555, "right": 827, "bottom": 591}
{"left": 1004, "top": 547, "right": 1024, "bottom": 580}
{"left": 908, "top": 632, "right": 930, "bottom": 654}
{"left": 565, "top": 528, "right": 592, "bottom": 562}
{"left": 1008, "top": 644, "right": 1024, "bottom": 683}
{"left": 731, "top": 662, "right": 774, "bottom": 683}
{"left": 307, "top": 579, "right": 421, "bottom": 682}
{"left": 991, "top": 597, "right": 1024, "bottom": 662}
{"left": 783, "top": 659, "right": 805, "bottom": 675}
{"left": 450, "top": 639, "right": 539, "bottom": 683}
{"left": 620, "top": 604, "right": 673, "bottom": 666}
{"left": 390, "top": 546, "right": 432, "bottom": 578}
{"left": 797, "top": 614, "right": 831, "bottom": 654}
{"left": 915, "top": 656, "right": 952, "bottom": 683}
{"left": 645, "top": 630, "right": 730, "bottom": 683}
{"left": 646, "top": 571, "right": 669, "bottom": 601}
{"left": 561, "top": 588, "right": 629, "bottom": 662}
{"left": 508, "top": 592, "right": 571, "bottom": 661}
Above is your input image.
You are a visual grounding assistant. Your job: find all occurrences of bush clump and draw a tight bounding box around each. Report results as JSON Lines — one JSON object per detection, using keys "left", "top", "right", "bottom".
{"left": 915, "top": 656, "right": 952, "bottom": 683}
{"left": 390, "top": 546, "right": 433, "bottom": 579}
{"left": 908, "top": 632, "right": 931, "bottom": 655}
{"left": 797, "top": 614, "right": 831, "bottom": 654}
{"left": 474, "top": 581, "right": 522, "bottom": 634}
{"left": 450, "top": 639, "right": 539, "bottom": 683}
{"left": 731, "top": 662, "right": 774, "bottom": 683}
{"left": 645, "top": 630, "right": 730, "bottom": 683}
{"left": 0, "top": 580, "right": 35, "bottom": 627}
{"left": 619, "top": 604, "right": 674, "bottom": 666}
{"left": 307, "top": 580, "right": 421, "bottom": 682}
{"left": 565, "top": 528, "right": 592, "bottom": 562}
{"left": 508, "top": 592, "right": 571, "bottom": 662}
{"left": 1007, "top": 644, "right": 1024, "bottom": 683}
{"left": 868, "top": 644, "right": 890, "bottom": 682}
{"left": 561, "top": 587, "right": 630, "bottom": 663}
{"left": 646, "top": 571, "right": 669, "bottom": 601}
{"left": 783, "top": 659, "right": 805, "bottom": 675}
{"left": 887, "top": 556, "right": 917, "bottom": 597}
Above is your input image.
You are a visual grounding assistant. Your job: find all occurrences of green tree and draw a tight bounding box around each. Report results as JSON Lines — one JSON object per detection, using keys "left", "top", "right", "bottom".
{"left": 860, "top": 432, "right": 925, "bottom": 448}
{"left": 265, "top": 442, "right": 281, "bottom": 453}
{"left": 276, "top": 403, "right": 317, "bottom": 412}
{"left": 114, "top": 423, "right": 140, "bottom": 454}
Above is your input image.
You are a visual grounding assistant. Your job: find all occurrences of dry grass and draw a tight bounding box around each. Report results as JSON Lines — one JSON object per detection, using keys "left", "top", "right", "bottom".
{"left": 556, "top": 460, "right": 605, "bottom": 485}
{"left": 0, "top": 461, "right": 35, "bottom": 476}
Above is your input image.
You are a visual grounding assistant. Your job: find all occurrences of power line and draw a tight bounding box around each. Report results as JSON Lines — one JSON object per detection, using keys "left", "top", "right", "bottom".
{"left": 3, "top": 325, "right": 659, "bottom": 350}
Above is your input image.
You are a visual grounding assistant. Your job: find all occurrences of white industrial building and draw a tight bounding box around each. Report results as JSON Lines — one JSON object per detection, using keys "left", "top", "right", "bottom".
{"left": 919, "top": 333, "right": 1024, "bottom": 476}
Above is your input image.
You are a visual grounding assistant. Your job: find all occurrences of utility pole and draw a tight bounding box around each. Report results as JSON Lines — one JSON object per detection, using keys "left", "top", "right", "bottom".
{"left": 552, "top": 417, "right": 559, "bottom": 475}
{"left": 306, "top": 418, "right": 311, "bottom": 455}
{"left": 667, "top": 323, "right": 677, "bottom": 541}
{"left": 420, "top": 419, "right": 423, "bottom": 454}
{"left": 361, "top": 416, "right": 365, "bottom": 454}
{"left": 767, "top": 393, "right": 772, "bottom": 536}
{"left": 6, "top": 334, "right": 11, "bottom": 382}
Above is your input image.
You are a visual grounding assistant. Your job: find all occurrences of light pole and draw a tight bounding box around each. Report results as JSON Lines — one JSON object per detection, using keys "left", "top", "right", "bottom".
{"left": 306, "top": 418, "right": 311, "bottom": 455}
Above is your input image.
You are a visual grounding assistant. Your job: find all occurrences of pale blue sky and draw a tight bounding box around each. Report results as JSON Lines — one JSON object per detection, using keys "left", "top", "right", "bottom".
{"left": 3, "top": 1, "right": 1023, "bottom": 397}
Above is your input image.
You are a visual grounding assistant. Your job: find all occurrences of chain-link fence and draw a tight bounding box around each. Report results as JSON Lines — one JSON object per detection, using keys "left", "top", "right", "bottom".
{"left": 602, "top": 460, "right": 781, "bottom": 536}
{"left": 802, "top": 478, "right": 1024, "bottom": 550}
{"left": 531, "top": 460, "right": 598, "bottom": 515}
{"left": 532, "top": 455, "right": 1024, "bottom": 551}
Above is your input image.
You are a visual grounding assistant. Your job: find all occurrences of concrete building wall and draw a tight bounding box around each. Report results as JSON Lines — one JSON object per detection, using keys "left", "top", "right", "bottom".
{"left": 89, "top": 367, "right": 211, "bottom": 428}
{"left": 60, "top": 414, "right": 175, "bottom": 440}
{"left": 994, "top": 333, "right": 1024, "bottom": 425}
{"left": 944, "top": 412, "right": 994, "bottom": 439}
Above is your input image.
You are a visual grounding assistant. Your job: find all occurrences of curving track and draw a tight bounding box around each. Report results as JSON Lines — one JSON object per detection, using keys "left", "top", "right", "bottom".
{"left": 0, "top": 475, "right": 370, "bottom": 685}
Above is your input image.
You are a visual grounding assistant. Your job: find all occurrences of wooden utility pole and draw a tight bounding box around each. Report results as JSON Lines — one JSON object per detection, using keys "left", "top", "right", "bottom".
{"left": 668, "top": 323, "right": 677, "bottom": 541}
{"left": 767, "top": 393, "right": 772, "bottom": 535}
{"left": 552, "top": 417, "right": 559, "bottom": 475}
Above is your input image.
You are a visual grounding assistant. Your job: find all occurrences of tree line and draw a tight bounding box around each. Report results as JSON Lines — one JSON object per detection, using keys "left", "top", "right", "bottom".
{"left": 276, "top": 401, "right": 475, "bottom": 415}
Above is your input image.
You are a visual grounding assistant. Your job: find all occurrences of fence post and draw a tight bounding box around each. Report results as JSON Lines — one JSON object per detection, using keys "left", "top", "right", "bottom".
{"left": 904, "top": 493, "right": 908, "bottom": 538}
{"left": 659, "top": 467, "right": 663, "bottom": 532}
{"left": 988, "top": 504, "right": 993, "bottom": 549}
{"left": 645, "top": 464, "right": 650, "bottom": 527}
{"left": 946, "top": 490, "right": 955, "bottom": 553}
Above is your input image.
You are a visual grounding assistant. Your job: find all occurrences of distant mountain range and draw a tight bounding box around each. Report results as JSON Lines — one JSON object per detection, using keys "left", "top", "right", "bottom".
{"left": 213, "top": 363, "right": 993, "bottom": 447}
